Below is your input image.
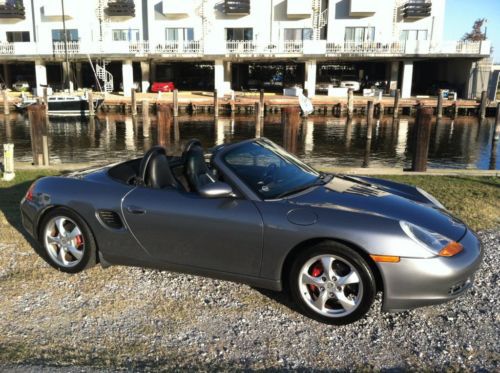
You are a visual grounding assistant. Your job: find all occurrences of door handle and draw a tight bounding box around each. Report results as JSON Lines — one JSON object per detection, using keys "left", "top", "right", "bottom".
{"left": 126, "top": 205, "right": 146, "bottom": 215}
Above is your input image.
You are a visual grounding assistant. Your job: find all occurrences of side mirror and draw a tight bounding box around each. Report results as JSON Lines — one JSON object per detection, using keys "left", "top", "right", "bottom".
{"left": 198, "top": 182, "right": 235, "bottom": 199}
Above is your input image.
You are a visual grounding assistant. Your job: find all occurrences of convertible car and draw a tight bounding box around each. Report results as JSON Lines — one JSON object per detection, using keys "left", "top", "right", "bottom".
{"left": 20, "top": 138, "right": 482, "bottom": 324}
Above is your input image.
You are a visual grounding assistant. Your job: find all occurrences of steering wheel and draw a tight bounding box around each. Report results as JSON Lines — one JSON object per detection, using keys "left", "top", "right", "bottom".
{"left": 261, "top": 163, "right": 278, "bottom": 186}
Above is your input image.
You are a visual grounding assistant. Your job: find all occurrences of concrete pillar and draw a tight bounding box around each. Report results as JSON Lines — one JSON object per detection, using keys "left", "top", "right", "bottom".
{"left": 387, "top": 61, "right": 399, "bottom": 93}
{"left": 214, "top": 59, "right": 231, "bottom": 95}
{"left": 3, "top": 64, "right": 11, "bottom": 88}
{"left": 150, "top": 61, "right": 157, "bottom": 83}
{"left": 75, "top": 62, "right": 83, "bottom": 89}
{"left": 122, "top": 59, "right": 134, "bottom": 97}
{"left": 401, "top": 60, "right": 413, "bottom": 99}
{"left": 304, "top": 60, "right": 317, "bottom": 97}
{"left": 34, "top": 60, "right": 47, "bottom": 96}
{"left": 140, "top": 61, "right": 150, "bottom": 93}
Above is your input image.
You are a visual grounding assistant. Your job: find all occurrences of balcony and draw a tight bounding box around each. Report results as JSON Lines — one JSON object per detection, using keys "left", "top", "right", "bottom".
{"left": 0, "top": 0, "right": 25, "bottom": 19}
{"left": 349, "top": 0, "right": 376, "bottom": 17}
{"left": 224, "top": 0, "right": 250, "bottom": 15}
{"left": 286, "top": 0, "right": 312, "bottom": 19}
{"left": 0, "top": 39, "right": 490, "bottom": 58}
{"left": 106, "top": 0, "right": 135, "bottom": 17}
{"left": 402, "top": 0, "right": 431, "bottom": 19}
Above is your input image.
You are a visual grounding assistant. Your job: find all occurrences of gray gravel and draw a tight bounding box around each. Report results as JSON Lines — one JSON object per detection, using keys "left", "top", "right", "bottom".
{"left": 1, "top": 230, "right": 499, "bottom": 371}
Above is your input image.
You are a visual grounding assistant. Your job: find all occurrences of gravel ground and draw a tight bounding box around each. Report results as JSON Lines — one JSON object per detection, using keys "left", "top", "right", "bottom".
{"left": 0, "top": 230, "right": 499, "bottom": 371}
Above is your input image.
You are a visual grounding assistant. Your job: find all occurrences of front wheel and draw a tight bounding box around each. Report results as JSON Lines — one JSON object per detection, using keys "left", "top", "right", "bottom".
{"left": 289, "top": 241, "right": 376, "bottom": 325}
{"left": 39, "top": 208, "right": 97, "bottom": 273}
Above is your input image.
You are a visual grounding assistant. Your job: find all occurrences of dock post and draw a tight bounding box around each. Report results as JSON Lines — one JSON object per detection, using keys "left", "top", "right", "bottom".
{"left": 259, "top": 89, "right": 265, "bottom": 118}
{"left": 347, "top": 89, "right": 354, "bottom": 118}
{"left": 1, "top": 144, "right": 15, "bottom": 181}
{"left": 281, "top": 107, "right": 300, "bottom": 153}
{"left": 27, "top": 104, "right": 49, "bottom": 166}
{"left": 88, "top": 91, "right": 95, "bottom": 117}
{"left": 411, "top": 106, "right": 433, "bottom": 172}
{"left": 214, "top": 89, "right": 219, "bottom": 118}
{"left": 393, "top": 89, "right": 400, "bottom": 119}
{"left": 131, "top": 88, "right": 137, "bottom": 116}
{"left": 173, "top": 89, "right": 179, "bottom": 117}
{"left": 43, "top": 87, "right": 49, "bottom": 118}
{"left": 493, "top": 103, "right": 500, "bottom": 142}
{"left": 142, "top": 100, "right": 150, "bottom": 138}
{"left": 255, "top": 103, "right": 262, "bottom": 138}
{"left": 157, "top": 104, "right": 172, "bottom": 148}
{"left": 367, "top": 100, "right": 374, "bottom": 122}
{"left": 437, "top": 89, "right": 443, "bottom": 119}
{"left": 479, "top": 90, "right": 487, "bottom": 119}
{"left": 2, "top": 90, "right": 9, "bottom": 115}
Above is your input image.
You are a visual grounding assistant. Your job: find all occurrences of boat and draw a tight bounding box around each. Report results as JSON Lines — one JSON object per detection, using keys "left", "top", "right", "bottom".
{"left": 16, "top": 94, "right": 104, "bottom": 116}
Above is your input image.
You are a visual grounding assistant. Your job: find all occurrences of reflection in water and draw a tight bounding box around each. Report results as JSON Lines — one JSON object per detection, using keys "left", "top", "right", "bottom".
{"left": 0, "top": 112, "right": 498, "bottom": 170}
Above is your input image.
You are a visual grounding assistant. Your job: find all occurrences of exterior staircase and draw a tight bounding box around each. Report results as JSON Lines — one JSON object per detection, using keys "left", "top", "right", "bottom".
{"left": 96, "top": 61, "right": 113, "bottom": 93}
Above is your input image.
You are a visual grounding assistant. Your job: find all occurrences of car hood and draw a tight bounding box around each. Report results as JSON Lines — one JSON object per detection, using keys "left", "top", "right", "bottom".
{"left": 289, "top": 175, "right": 466, "bottom": 241}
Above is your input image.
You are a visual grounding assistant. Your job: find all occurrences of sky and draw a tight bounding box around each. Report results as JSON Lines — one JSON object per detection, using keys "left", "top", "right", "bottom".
{"left": 444, "top": 0, "right": 500, "bottom": 62}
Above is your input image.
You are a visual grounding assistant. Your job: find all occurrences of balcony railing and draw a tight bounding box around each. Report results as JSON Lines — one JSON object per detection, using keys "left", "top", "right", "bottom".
{"left": 106, "top": 0, "right": 135, "bottom": 17}
{"left": 0, "top": 40, "right": 489, "bottom": 57}
{"left": 0, "top": 0, "right": 25, "bottom": 19}
{"left": 402, "top": 0, "right": 431, "bottom": 19}
{"left": 224, "top": 0, "right": 250, "bottom": 15}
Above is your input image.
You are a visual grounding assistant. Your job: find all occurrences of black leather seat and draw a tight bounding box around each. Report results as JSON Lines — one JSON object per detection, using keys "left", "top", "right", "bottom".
{"left": 139, "top": 146, "right": 180, "bottom": 189}
{"left": 182, "top": 140, "right": 215, "bottom": 192}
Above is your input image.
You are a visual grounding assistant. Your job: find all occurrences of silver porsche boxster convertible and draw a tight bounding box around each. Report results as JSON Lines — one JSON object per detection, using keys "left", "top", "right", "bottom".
{"left": 20, "top": 138, "right": 482, "bottom": 324}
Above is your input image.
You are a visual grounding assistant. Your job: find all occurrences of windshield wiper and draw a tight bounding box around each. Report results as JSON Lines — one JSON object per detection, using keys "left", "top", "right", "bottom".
{"left": 275, "top": 176, "right": 328, "bottom": 199}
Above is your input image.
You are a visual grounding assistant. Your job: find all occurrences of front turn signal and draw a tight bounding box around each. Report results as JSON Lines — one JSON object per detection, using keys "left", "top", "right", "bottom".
{"left": 438, "top": 241, "right": 463, "bottom": 257}
{"left": 370, "top": 255, "right": 400, "bottom": 263}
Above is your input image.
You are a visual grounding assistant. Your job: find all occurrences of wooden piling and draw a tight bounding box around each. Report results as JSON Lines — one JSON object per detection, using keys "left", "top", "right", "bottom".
{"left": 393, "top": 89, "right": 400, "bottom": 119}
{"left": 347, "top": 89, "right": 354, "bottom": 118}
{"left": 27, "top": 104, "right": 49, "bottom": 166}
{"left": 88, "top": 91, "right": 95, "bottom": 117}
{"left": 479, "top": 90, "right": 487, "bottom": 119}
{"left": 43, "top": 87, "right": 48, "bottom": 117}
{"left": 281, "top": 107, "right": 300, "bottom": 154}
{"left": 173, "top": 89, "right": 179, "bottom": 117}
{"left": 142, "top": 100, "right": 150, "bottom": 138}
{"left": 214, "top": 89, "right": 219, "bottom": 118}
{"left": 157, "top": 104, "right": 172, "bottom": 148}
{"left": 437, "top": 89, "right": 443, "bottom": 119}
{"left": 255, "top": 103, "right": 262, "bottom": 138}
{"left": 259, "top": 89, "right": 265, "bottom": 118}
{"left": 367, "top": 100, "right": 374, "bottom": 124}
{"left": 2, "top": 90, "right": 9, "bottom": 115}
{"left": 411, "top": 106, "right": 433, "bottom": 172}
{"left": 131, "top": 88, "right": 137, "bottom": 116}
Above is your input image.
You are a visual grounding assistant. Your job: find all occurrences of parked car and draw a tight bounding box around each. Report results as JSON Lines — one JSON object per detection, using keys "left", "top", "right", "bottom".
{"left": 316, "top": 78, "right": 340, "bottom": 94}
{"left": 340, "top": 76, "right": 361, "bottom": 92}
{"left": 12, "top": 80, "right": 30, "bottom": 92}
{"left": 119, "top": 81, "right": 140, "bottom": 92}
{"left": 151, "top": 82, "right": 175, "bottom": 93}
{"left": 21, "top": 138, "right": 482, "bottom": 325}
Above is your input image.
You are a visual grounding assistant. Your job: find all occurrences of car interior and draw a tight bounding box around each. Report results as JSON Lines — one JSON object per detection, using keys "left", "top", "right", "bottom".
{"left": 108, "top": 139, "right": 219, "bottom": 194}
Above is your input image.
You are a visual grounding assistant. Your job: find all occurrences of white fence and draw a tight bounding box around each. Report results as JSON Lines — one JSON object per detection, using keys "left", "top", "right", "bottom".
{"left": 0, "top": 39, "right": 489, "bottom": 57}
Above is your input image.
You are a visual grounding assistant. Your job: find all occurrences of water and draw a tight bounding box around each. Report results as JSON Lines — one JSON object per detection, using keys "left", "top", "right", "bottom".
{"left": 0, "top": 113, "right": 498, "bottom": 170}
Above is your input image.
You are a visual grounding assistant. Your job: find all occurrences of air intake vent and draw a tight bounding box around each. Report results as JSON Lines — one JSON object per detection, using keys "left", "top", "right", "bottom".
{"left": 98, "top": 210, "right": 124, "bottom": 230}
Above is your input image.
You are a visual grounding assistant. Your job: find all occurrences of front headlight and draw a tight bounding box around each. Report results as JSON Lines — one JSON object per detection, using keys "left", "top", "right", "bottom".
{"left": 417, "top": 187, "right": 445, "bottom": 209}
{"left": 400, "top": 221, "right": 463, "bottom": 257}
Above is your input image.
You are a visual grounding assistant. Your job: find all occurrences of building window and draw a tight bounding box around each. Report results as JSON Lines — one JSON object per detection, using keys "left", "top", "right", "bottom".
{"left": 112, "top": 29, "right": 140, "bottom": 41}
{"left": 165, "top": 28, "right": 194, "bottom": 42}
{"left": 226, "top": 28, "right": 253, "bottom": 41}
{"left": 344, "top": 27, "right": 375, "bottom": 42}
{"left": 6, "top": 31, "right": 30, "bottom": 42}
{"left": 400, "top": 30, "right": 428, "bottom": 41}
{"left": 284, "top": 28, "right": 313, "bottom": 41}
{"left": 51, "top": 29, "right": 79, "bottom": 42}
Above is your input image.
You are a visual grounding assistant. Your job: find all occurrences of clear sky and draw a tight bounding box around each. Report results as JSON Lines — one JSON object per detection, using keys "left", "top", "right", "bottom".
{"left": 444, "top": 0, "right": 500, "bottom": 62}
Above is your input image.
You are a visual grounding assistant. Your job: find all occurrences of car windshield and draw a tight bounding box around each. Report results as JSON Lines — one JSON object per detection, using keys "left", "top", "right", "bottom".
{"left": 223, "top": 139, "right": 323, "bottom": 199}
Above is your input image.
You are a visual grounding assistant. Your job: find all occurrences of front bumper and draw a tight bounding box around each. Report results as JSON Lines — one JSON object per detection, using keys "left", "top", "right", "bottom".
{"left": 379, "top": 229, "right": 483, "bottom": 312}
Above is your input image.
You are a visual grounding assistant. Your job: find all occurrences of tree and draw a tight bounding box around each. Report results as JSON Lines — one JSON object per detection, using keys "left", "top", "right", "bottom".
{"left": 462, "top": 19, "right": 487, "bottom": 41}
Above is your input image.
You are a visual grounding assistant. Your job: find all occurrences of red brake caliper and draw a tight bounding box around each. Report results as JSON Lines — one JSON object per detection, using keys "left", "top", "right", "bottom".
{"left": 74, "top": 235, "right": 83, "bottom": 248}
{"left": 308, "top": 263, "right": 323, "bottom": 296}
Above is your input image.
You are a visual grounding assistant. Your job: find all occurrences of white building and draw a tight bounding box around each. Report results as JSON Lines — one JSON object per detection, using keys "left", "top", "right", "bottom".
{"left": 0, "top": 0, "right": 491, "bottom": 98}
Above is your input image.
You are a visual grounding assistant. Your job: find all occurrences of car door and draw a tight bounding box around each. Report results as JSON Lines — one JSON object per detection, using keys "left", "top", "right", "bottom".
{"left": 121, "top": 186, "right": 264, "bottom": 277}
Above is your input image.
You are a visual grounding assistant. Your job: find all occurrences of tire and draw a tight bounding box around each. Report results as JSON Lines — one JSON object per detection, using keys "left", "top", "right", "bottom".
{"left": 38, "top": 207, "right": 97, "bottom": 273}
{"left": 289, "top": 241, "right": 376, "bottom": 325}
